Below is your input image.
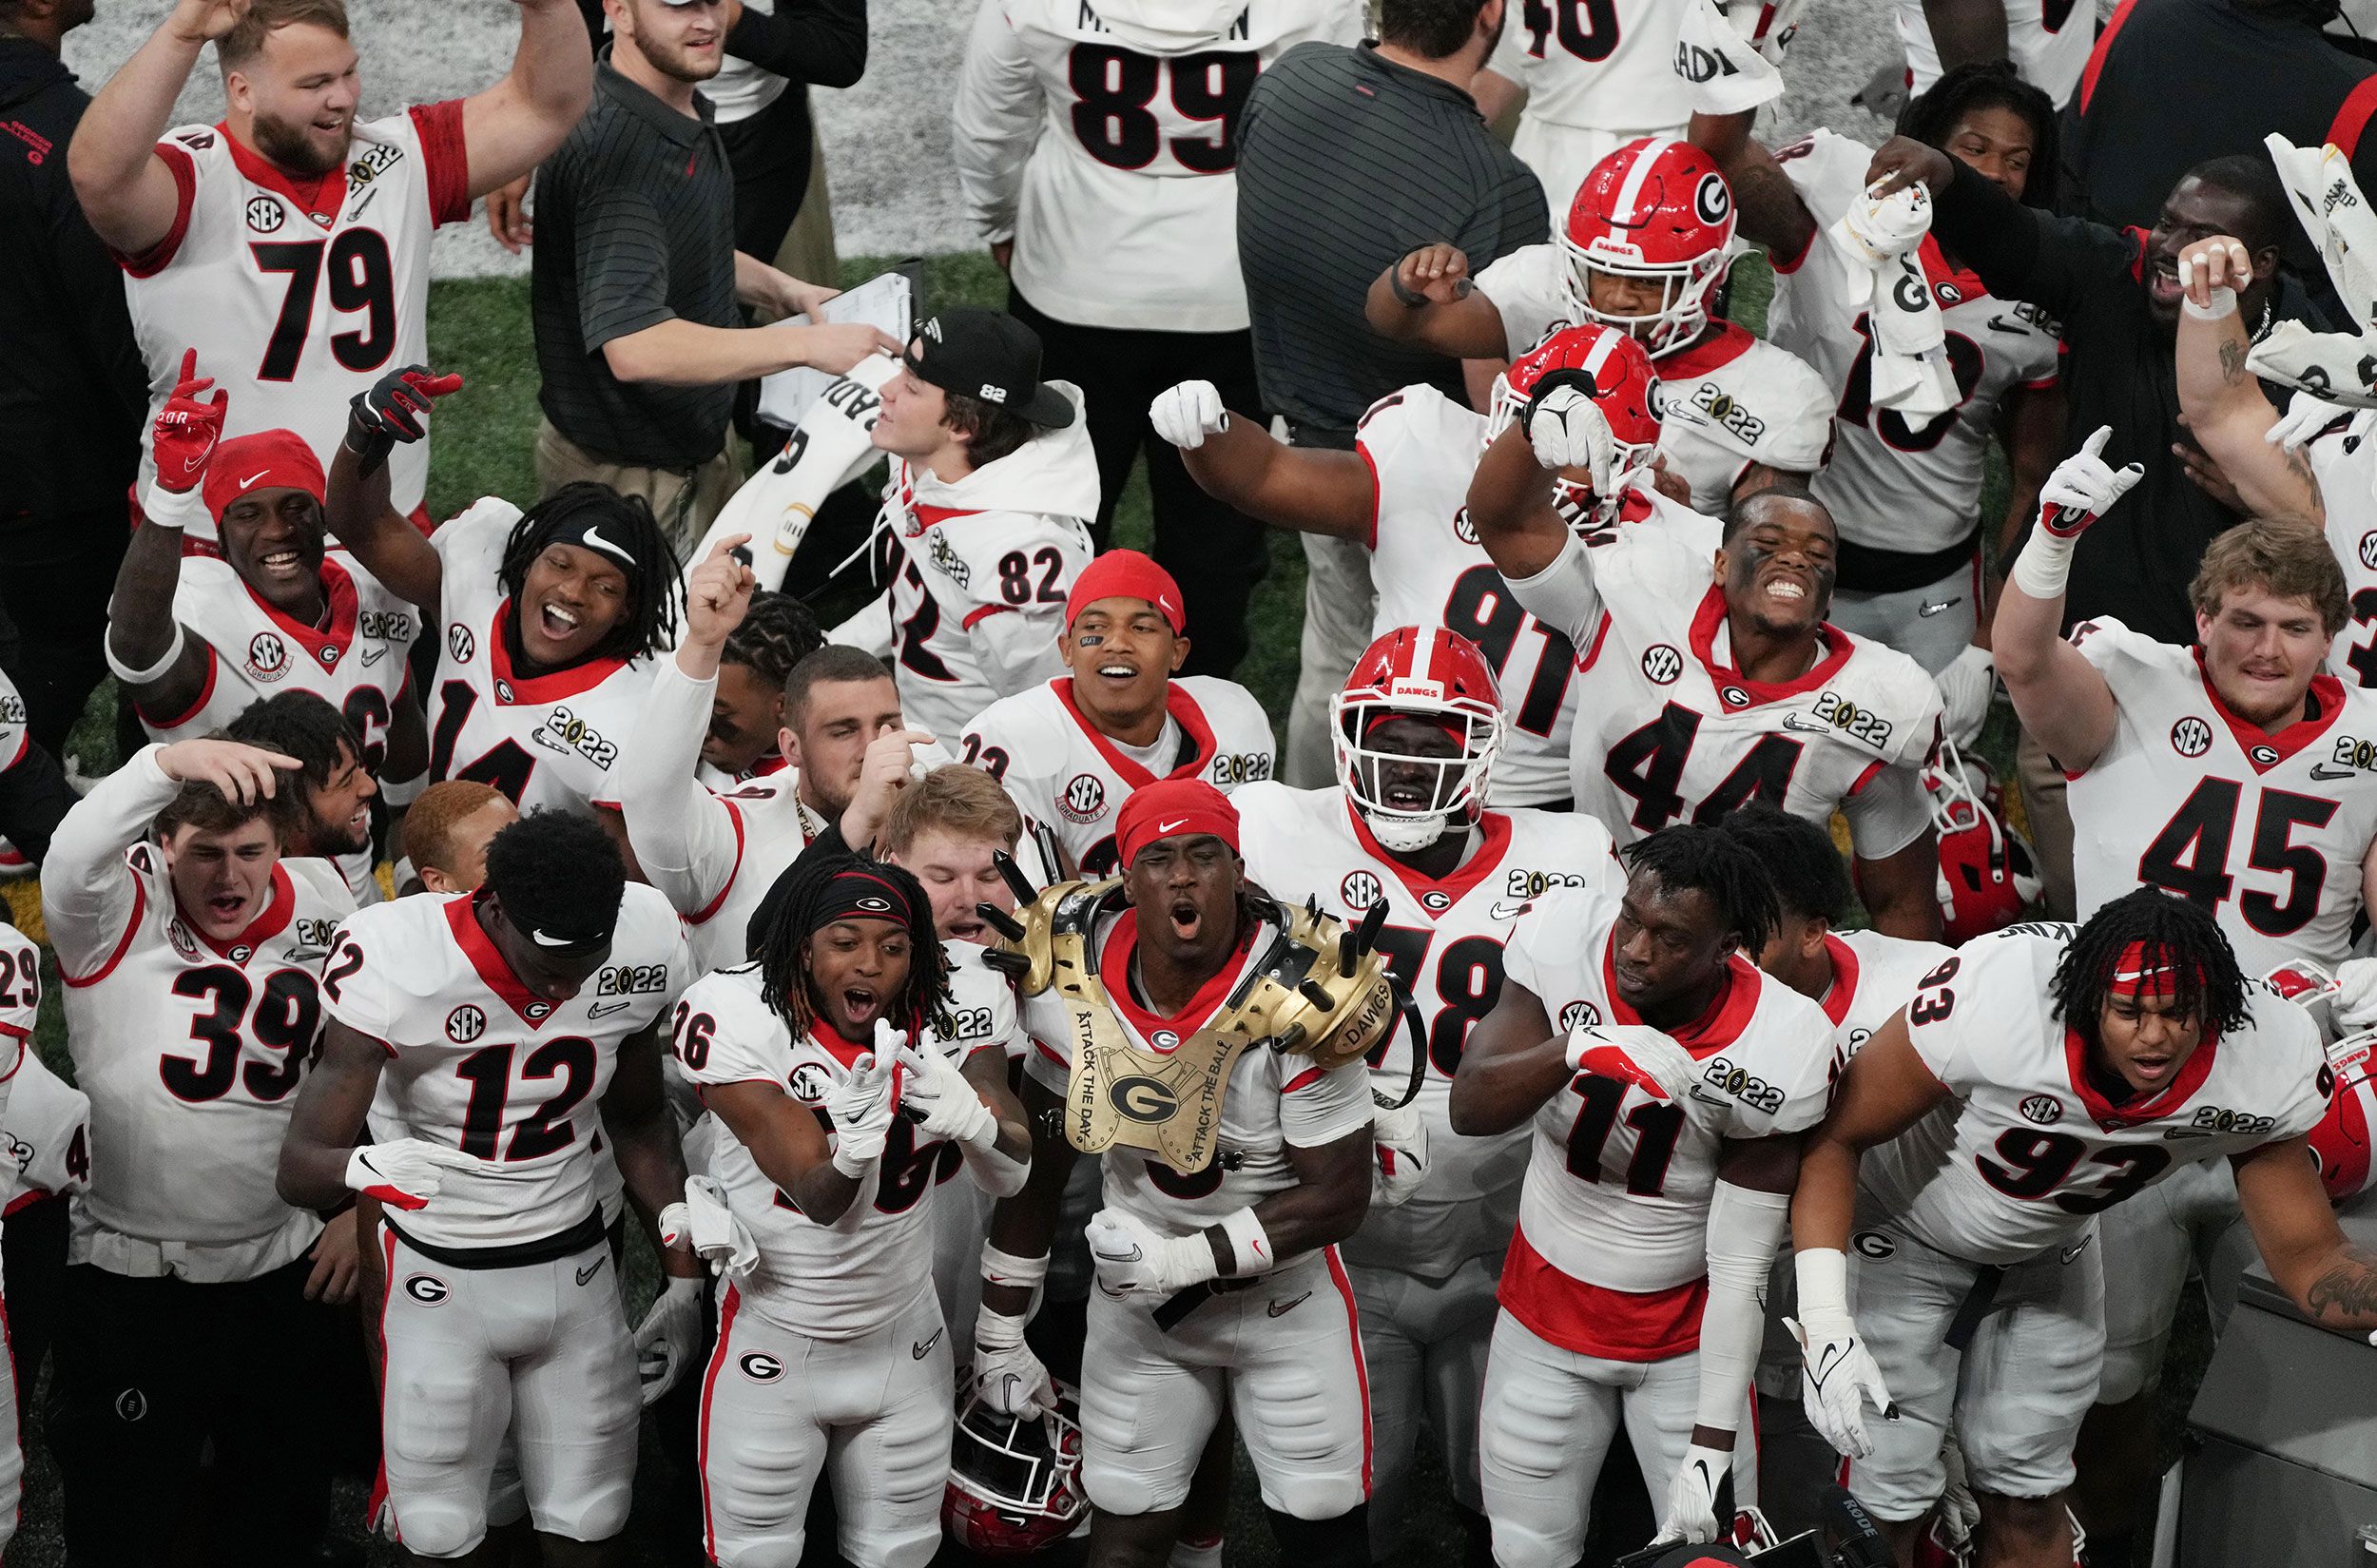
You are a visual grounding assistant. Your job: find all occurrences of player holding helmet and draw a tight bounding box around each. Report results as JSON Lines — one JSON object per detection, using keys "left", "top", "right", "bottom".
{"left": 1368, "top": 137, "right": 1833, "bottom": 514}
{"left": 1452, "top": 824, "right": 1837, "bottom": 1556}
{"left": 1233, "top": 625, "right": 1622, "bottom": 1558}
{"left": 1464, "top": 356, "right": 1946, "bottom": 939}
{"left": 1788, "top": 889, "right": 2377, "bottom": 1568}
{"left": 1156, "top": 323, "right": 1707, "bottom": 811}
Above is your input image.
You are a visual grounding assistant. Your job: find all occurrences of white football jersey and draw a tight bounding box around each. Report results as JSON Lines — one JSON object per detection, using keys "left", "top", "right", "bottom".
{"left": 48, "top": 751, "right": 355, "bottom": 1252}
{"left": 930, "top": 941, "right": 1030, "bottom": 1342}
{"left": 1236, "top": 781, "right": 1623, "bottom": 1277}
{"left": 1512, "top": 523, "right": 1942, "bottom": 856}
{"left": 2068, "top": 618, "right": 2377, "bottom": 972}
{"left": 1483, "top": 0, "right": 1695, "bottom": 134}
{"left": 1021, "top": 906, "right": 1374, "bottom": 1234}
{"left": 1501, "top": 887, "right": 1834, "bottom": 1304}
{"left": 1899, "top": 0, "right": 2092, "bottom": 106}
{"left": 424, "top": 499, "right": 658, "bottom": 818}
{"left": 1766, "top": 130, "right": 2061, "bottom": 559}
{"left": 673, "top": 963, "right": 996, "bottom": 1338}
{"left": 1866, "top": 925, "right": 2329, "bottom": 1265}
{"left": 1817, "top": 928, "right": 1953, "bottom": 1085}
{"left": 961, "top": 674, "right": 1275, "bottom": 877}
{"left": 2309, "top": 411, "right": 2377, "bottom": 687}
{"left": 954, "top": 0, "right": 1363, "bottom": 333}
{"left": 120, "top": 108, "right": 470, "bottom": 534}
{"left": 1472, "top": 245, "right": 1836, "bottom": 513}
{"left": 0, "top": 922, "right": 37, "bottom": 1171}
{"left": 0, "top": 1052, "right": 92, "bottom": 1215}
{"left": 320, "top": 884, "right": 689, "bottom": 1251}
{"left": 866, "top": 430, "right": 1099, "bottom": 746}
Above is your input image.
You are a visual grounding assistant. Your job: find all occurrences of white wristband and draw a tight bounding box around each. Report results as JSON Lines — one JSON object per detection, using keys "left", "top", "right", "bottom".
{"left": 2182, "top": 285, "right": 2238, "bottom": 321}
{"left": 138, "top": 480, "right": 206, "bottom": 533}
{"left": 981, "top": 1241, "right": 1049, "bottom": 1291}
{"left": 1795, "top": 1247, "right": 1852, "bottom": 1319}
{"left": 104, "top": 621, "right": 187, "bottom": 687}
{"left": 378, "top": 769, "right": 428, "bottom": 809}
{"left": 2008, "top": 523, "right": 2077, "bottom": 603}
{"left": 1215, "top": 1207, "right": 1275, "bottom": 1277}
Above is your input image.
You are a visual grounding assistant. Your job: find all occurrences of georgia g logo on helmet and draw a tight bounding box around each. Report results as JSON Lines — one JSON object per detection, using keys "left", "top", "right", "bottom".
{"left": 1693, "top": 171, "right": 1731, "bottom": 226}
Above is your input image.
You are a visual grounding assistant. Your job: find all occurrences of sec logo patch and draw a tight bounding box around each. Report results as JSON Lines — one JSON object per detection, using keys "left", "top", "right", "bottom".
{"left": 448, "top": 625, "right": 476, "bottom": 663}
{"left": 246, "top": 632, "right": 290, "bottom": 683}
{"left": 2019, "top": 1094, "right": 2063, "bottom": 1126}
{"left": 1058, "top": 773, "right": 1108, "bottom": 824}
{"left": 2170, "top": 717, "right": 2213, "bottom": 759}
{"left": 1340, "top": 870, "right": 1382, "bottom": 909}
{"left": 245, "top": 196, "right": 285, "bottom": 233}
{"left": 445, "top": 1004, "right": 487, "bottom": 1044}
{"left": 1642, "top": 645, "right": 1683, "bottom": 685}
{"left": 1558, "top": 999, "right": 1600, "bottom": 1031}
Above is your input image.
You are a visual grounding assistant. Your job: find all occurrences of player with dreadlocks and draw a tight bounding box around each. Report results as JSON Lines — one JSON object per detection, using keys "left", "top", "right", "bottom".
{"left": 321, "top": 363, "right": 682, "bottom": 818}
{"left": 1788, "top": 886, "right": 2377, "bottom": 1568}
{"left": 705, "top": 590, "right": 825, "bottom": 784}
{"left": 1452, "top": 824, "right": 1836, "bottom": 1553}
{"left": 671, "top": 849, "right": 1029, "bottom": 1568}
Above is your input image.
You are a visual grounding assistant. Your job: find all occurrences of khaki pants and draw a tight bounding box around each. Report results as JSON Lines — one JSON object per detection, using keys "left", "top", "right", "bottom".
{"left": 534, "top": 418, "right": 745, "bottom": 560}
{"left": 1285, "top": 532, "right": 1377, "bottom": 787}
{"left": 2015, "top": 725, "right": 2078, "bottom": 920}
{"left": 773, "top": 129, "right": 840, "bottom": 293}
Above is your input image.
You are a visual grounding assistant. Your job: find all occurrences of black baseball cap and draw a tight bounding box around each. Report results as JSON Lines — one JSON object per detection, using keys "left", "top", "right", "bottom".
{"left": 902, "top": 308, "right": 1076, "bottom": 430}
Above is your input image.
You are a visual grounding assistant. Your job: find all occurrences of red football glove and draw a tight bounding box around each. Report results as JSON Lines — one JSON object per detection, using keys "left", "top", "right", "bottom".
{"left": 151, "top": 348, "right": 227, "bottom": 494}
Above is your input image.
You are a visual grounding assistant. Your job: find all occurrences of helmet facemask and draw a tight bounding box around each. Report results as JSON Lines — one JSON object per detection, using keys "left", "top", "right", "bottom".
{"left": 1560, "top": 242, "right": 1730, "bottom": 359}
{"left": 1331, "top": 699, "right": 1501, "bottom": 854}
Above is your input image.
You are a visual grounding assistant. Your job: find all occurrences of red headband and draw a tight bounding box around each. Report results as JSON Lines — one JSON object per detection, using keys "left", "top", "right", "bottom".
{"left": 203, "top": 430, "right": 326, "bottom": 522}
{"left": 2109, "top": 940, "right": 2194, "bottom": 999}
{"left": 1113, "top": 778, "right": 1239, "bottom": 867}
{"left": 1067, "top": 549, "right": 1186, "bottom": 635}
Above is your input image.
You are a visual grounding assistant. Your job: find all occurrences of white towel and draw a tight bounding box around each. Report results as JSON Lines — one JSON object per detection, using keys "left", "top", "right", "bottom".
{"left": 2266, "top": 133, "right": 2377, "bottom": 329}
{"left": 1827, "top": 182, "right": 1961, "bottom": 419}
{"left": 2246, "top": 319, "right": 2377, "bottom": 408}
{"left": 1674, "top": 0, "right": 1785, "bottom": 116}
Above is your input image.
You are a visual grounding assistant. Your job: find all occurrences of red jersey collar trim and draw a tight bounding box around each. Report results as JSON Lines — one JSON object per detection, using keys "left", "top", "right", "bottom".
{"left": 2062, "top": 1023, "right": 2221, "bottom": 1129}
{"left": 1688, "top": 585, "right": 1855, "bottom": 706}
{"left": 1917, "top": 236, "right": 1988, "bottom": 307}
{"left": 182, "top": 862, "right": 297, "bottom": 960}
{"left": 1819, "top": 932, "right": 1862, "bottom": 1027}
{"left": 220, "top": 120, "right": 347, "bottom": 226}
{"left": 1343, "top": 801, "right": 1514, "bottom": 916}
{"left": 1601, "top": 926, "right": 1763, "bottom": 1055}
{"left": 490, "top": 601, "right": 628, "bottom": 704}
{"left": 1051, "top": 678, "right": 1219, "bottom": 791}
{"left": 1657, "top": 320, "right": 1755, "bottom": 379}
{"left": 911, "top": 502, "right": 979, "bottom": 531}
{"left": 2192, "top": 648, "right": 2344, "bottom": 770}
{"left": 247, "top": 556, "right": 360, "bottom": 667}
{"left": 1097, "top": 909, "right": 1257, "bottom": 1049}
{"left": 807, "top": 1020, "right": 873, "bottom": 1069}
{"left": 444, "top": 893, "right": 561, "bottom": 1028}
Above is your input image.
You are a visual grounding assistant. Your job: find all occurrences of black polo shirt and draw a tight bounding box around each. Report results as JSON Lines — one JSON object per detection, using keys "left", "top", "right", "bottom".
{"left": 531, "top": 54, "right": 740, "bottom": 470}
{"left": 1236, "top": 41, "right": 1548, "bottom": 434}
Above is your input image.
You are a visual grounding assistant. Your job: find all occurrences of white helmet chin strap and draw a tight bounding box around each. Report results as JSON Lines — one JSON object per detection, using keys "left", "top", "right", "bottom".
{"left": 1361, "top": 805, "right": 1449, "bottom": 854}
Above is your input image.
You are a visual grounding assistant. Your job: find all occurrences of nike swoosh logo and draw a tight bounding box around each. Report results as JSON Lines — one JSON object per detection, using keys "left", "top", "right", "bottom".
{"left": 1158, "top": 819, "right": 1188, "bottom": 833}
{"left": 2061, "top": 1238, "right": 2091, "bottom": 1264}
{"left": 2310, "top": 764, "right": 2356, "bottom": 781}
{"left": 1267, "top": 1292, "right": 1310, "bottom": 1317}
{"left": 589, "top": 999, "right": 633, "bottom": 1019}
{"left": 575, "top": 1259, "right": 603, "bottom": 1286}
{"left": 912, "top": 1328, "right": 944, "bottom": 1359}
{"left": 1781, "top": 713, "right": 1832, "bottom": 733}
{"left": 239, "top": 470, "right": 270, "bottom": 489}
{"left": 358, "top": 646, "right": 386, "bottom": 667}
{"left": 1918, "top": 597, "right": 1962, "bottom": 617}
{"left": 1809, "top": 1340, "right": 1850, "bottom": 1391}
{"left": 580, "top": 523, "right": 631, "bottom": 564}
{"left": 1488, "top": 900, "right": 1534, "bottom": 920}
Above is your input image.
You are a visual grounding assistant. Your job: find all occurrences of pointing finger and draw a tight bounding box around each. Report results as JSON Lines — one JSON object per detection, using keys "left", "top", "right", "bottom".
{"left": 2078, "top": 425, "right": 2114, "bottom": 461}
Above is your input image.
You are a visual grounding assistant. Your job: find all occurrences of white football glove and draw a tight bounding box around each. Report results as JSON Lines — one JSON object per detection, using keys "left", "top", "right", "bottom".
{"left": 1085, "top": 1208, "right": 1218, "bottom": 1298}
{"left": 2037, "top": 426, "right": 2144, "bottom": 538}
{"left": 1935, "top": 643, "right": 1997, "bottom": 751}
{"left": 344, "top": 1140, "right": 487, "bottom": 1212}
{"left": 895, "top": 1038, "right": 997, "bottom": 1149}
{"left": 1370, "top": 1099, "right": 1430, "bottom": 1210}
{"left": 1788, "top": 1249, "right": 1896, "bottom": 1459}
{"left": 825, "top": 1050, "right": 898, "bottom": 1175}
{"left": 657, "top": 1175, "right": 759, "bottom": 1280}
{"left": 1522, "top": 382, "right": 1617, "bottom": 478}
{"left": 973, "top": 1304, "right": 1057, "bottom": 1417}
{"left": 1150, "top": 380, "right": 1229, "bottom": 450}
{"left": 632, "top": 1275, "right": 705, "bottom": 1405}
{"left": 1565, "top": 1023, "right": 1710, "bottom": 1115}
{"left": 2268, "top": 388, "right": 2348, "bottom": 453}
{"left": 1652, "top": 1442, "right": 1733, "bottom": 1545}
{"left": 2336, "top": 958, "right": 2377, "bottom": 1032}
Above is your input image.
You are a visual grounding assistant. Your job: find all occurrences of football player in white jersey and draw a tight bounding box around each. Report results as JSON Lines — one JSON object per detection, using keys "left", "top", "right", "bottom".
{"left": 1702, "top": 67, "right": 2065, "bottom": 674}
{"left": 675, "top": 851, "right": 1031, "bottom": 1568}
{"left": 224, "top": 691, "right": 387, "bottom": 906}
{"left": 43, "top": 737, "right": 358, "bottom": 1564}
{"left": 1368, "top": 138, "right": 1834, "bottom": 514}
{"left": 973, "top": 778, "right": 1381, "bottom": 1568}
{"left": 961, "top": 550, "right": 1276, "bottom": 876}
{"left": 277, "top": 809, "right": 700, "bottom": 1562}
{"left": 953, "top": 0, "right": 1363, "bottom": 672}
{"left": 1465, "top": 357, "right": 1947, "bottom": 939}
{"left": 1453, "top": 825, "right": 1834, "bottom": 1556}
{"left": 689, "top": 591, "right": 824, "bottom": 788}
{"left": 1899, "top": 0, "right": 2093, "bottom": 106}
{"left": 109, "top": 355, "right": 426, "bottom": 805}
{"left": 323, "top": 364, "right": 686, "bottom": 820}
{"left": 0, "top": 919, "right": 43, "bottom": 1550}
{"left": 839, "top": 309, "right": 1098, "bottom": 745}
{"left": 68, "top": 0, "right": 591, "bottom": 533}
{"left": 1235, "top": 625, "right": 1623, "bottom": 1559}
{"left": 1997, "top": 445, "right": 2377, "bottom": 974}
{"left": 1788, "top": 890, "right": 2377, "bottom": 1567}
{"left": 1157, "top": 322, "right": 1706, "bottom": 810}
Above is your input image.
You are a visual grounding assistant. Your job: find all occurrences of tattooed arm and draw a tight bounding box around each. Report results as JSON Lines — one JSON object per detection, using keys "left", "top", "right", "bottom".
{"left": 2173, "top": 235, "right": 2323, "bottom": 520}
{"left": 2234, "top": 1136, "right": 2377, "bottom": 1335}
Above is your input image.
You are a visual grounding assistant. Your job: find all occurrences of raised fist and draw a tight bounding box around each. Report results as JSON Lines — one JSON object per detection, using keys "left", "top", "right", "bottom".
{"left": 1150, "top": 380, "right": 1228, "bottom": 449}
{"left": 1521, "top": 381, "right": 1616, "bottom": 478}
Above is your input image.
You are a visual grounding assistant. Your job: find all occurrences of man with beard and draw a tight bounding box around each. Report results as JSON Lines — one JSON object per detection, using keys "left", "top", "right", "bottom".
{"left": 68, "top": 0, "right": 595, "bottom": 534}
{"left": 1463, "top": 365, "right": 1946, "bottom": 939}
{"left": 973, "top": 778, "right": 1382, "bottom": 1568}
{"left": 225, "top": 691, "right": 383, "bottom": 906}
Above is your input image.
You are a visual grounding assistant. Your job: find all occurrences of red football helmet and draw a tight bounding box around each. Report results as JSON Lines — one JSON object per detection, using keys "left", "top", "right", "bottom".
{"left": 1332, "top": 627, "right": 1503, "bottom": 853}
{"left": 2309, "top": 1030, "right": 2377, "bottom": 1204}
{"left": 943, "top": 1388, "right": 1088, "bottom": 1556}
{"left": 1487, "top": 323, "right": 1664, "bottom": 528}
{"left": 1561, "top": 137, "right": 1738, "bottom": 358}
{"left": 1926, "top": 739, "right": 2042, "bottom": 943}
